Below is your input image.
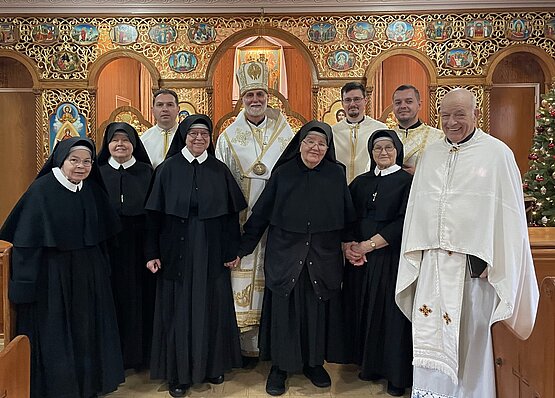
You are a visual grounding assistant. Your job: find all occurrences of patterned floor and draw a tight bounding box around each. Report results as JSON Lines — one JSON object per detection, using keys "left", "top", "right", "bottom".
{"left": 104, "top": 362, "right": 411, "bottom": 398}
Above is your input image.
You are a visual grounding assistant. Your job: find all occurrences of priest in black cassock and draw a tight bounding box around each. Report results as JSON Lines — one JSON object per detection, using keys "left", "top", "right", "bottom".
{"left": 144, "top": 114, "right": 247, "bottom": 398}
{"left": 0, "top": 137, "right": 124, "bottom": 398}
{"left": 234, "top": 120, "right": 356, "bottom": 396}
{"left": 97, "top": 122, "right": 154, "bottom": 370}
{"left": 342, "top": 129, "right": 413, "bottom": 397}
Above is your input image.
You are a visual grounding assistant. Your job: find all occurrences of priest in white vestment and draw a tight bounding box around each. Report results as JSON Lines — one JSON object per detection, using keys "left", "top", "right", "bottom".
{"left": 215, "top": 59, "right": 294, "bottom": 359}
{"left": 332, "top": 82, "right": 387, "bottom": 183}
{"left": 140, "top": 89, "right": 180, "bottom": 168}
{"left": 395, "top": 88, "right": 539, "bottom": 398}
{"left": 392, "top": 84, "right": 443, "bottom": 175}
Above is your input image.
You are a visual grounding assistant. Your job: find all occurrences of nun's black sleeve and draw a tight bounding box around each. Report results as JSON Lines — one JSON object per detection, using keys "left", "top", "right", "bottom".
{"left": 237, "top": 213, "right": 270, "bottom": 258}
{"left": 222, "top": 212, "right": 241, "bottom": 262}
{"left": 144, "top": 210, "right": 163, "bottom": 261}
{"left": 8, "top": 247, "right": 43, "bottom": 304}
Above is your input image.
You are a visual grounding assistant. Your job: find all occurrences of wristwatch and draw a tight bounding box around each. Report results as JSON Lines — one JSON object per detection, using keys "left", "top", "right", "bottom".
{"left": 369, "top": 240, "right": 376, "bottom": 250}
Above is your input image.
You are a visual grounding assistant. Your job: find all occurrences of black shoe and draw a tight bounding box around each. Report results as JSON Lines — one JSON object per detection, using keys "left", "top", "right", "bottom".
{"left": 303, "top": 364, "right": 331, "bottom": 388}
{"left": 169, "top": 382, "right": 190, "bottom": 397}
{"left": 387, "top": 381, "right": 405, "bottom": 397}
{"left": 207, "top": 374, "right": 224, "bottom": 384}
{"left": 358, "top": 372, "right": 381, "bottom": 382}
{"left": 266, "top": 365, "right": 287, "bottom": 396}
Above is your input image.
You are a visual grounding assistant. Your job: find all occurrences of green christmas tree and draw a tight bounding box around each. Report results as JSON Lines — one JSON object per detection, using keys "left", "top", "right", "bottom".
{"left": 523, "top": 82, "right": 555, "bottom": 226}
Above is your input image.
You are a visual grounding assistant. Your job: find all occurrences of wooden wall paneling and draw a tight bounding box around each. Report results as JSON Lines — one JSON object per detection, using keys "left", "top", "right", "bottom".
{"left": 380, "top": 55, "right": 431, "bottom": 125}
{"left": 0, "top": 92, "right": 37, "bottom": 226}
{"left": 96, "top": 58, "right": 142, "bottom": 144}
{"left": 490, "top": 86, "right": 536, "bottom": 176}
{"left": 493, "top": 228, "right": 555, "bottom": 398}
{"left": 0, "top": 57, "right": 33, "bottom": 88}
{"left": 492, "top": 53, "right": 546, "bottom": 88}
{"left": 212, "top": 47, "right": 235, "bottom": 133}
{"left": 283, "top": 47, "right": 312, "bottom": 121}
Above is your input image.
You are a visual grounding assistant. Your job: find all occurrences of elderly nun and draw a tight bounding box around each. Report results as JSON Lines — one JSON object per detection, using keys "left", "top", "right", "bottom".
{"left": 0, "top": 137, "right": 124, "bottom": 398}
{"left": 98, "top": 122, "right": 154, "bottom": 370}
{"left": 235, "top": 120, "right": 356, "bottom": 396}
{"left": 144, "top": 114, "right": 247, "bottom": 397}
{"left": 342, "top": 129, "right": 413, "bottom": 397}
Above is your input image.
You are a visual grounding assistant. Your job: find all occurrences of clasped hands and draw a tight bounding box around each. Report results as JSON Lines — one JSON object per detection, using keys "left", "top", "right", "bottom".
{"left": 343, "top": 241, "right": 374, "bottom": 266}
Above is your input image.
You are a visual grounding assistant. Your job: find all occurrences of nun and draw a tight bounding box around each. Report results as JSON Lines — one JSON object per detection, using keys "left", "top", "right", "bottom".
{"left": 235, "top": 120, "right": 356, "bottom": 396}
{"left": 144, "top": 114, "right": 247, "bottom": 397}
{"left": 97, "top": 122, "right": 154, "bottom": 370}
{"left": 0, "top": 137, "right": 124, "bottom": 398}
{"left": 342, "top": 129, "right": 413, "bottom": 397}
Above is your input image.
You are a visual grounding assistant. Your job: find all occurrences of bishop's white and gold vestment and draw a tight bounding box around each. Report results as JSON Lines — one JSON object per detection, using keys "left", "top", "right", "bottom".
{"left": 215, "top": 108, "right": 294, "bottom": 356}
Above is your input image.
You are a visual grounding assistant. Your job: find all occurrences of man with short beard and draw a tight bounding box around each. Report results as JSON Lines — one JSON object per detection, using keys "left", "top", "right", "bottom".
{"left": 215, "top": 59, "right": 294, "bottom": 364}
{"left": 332, "top": 82, "right": 387, "bottom": 184}
{"left": 392, "top": 84, "right": 443, "bottom": 174}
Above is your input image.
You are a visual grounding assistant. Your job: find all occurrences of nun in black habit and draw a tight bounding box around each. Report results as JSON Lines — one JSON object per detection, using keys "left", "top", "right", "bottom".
{"left": 97, "top": 122, "right": 154, "bottom": 370}
{"left": 342, "top": 129, "right": 413, "bottom": 397}
{"left": 144, "top": 114, "right": 247, "bottom": 397}
{"left": 0, "top": 137, "right": 124, "bottom": 398}
{"left": 236, "top": 120, "right": 356, "bottom": 396}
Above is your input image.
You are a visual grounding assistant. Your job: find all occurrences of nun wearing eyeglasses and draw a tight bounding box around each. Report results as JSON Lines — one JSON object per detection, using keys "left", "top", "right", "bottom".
{"left": 234, "top": 120, "right": 356, "bottom": 396}
{"left": 144, "top": 114, "right": 247, "bottom": 397}
{"left": 97, "top": 122, "right": 154, "bottom": 370}
{"left": 0, "top": 137, "right": 124, "bottom": 398}
{"left": 342, "top": 129, "right": 413, "bottom": 397}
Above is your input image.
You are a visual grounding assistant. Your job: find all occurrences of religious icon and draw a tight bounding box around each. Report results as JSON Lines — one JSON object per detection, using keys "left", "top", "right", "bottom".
{"left": 110, "top": 24, "right": 139, "bottom": 45}
{"left": 187, "top": 23, "right": 216, "bottom": 45}
{"left": 346, "top": 21, "right": 375, "bottom": 43}
{"left": 335, "top": 109, "right": 346, "bottom": 122}
{"left": 386, "top": 20, "right": 414, "bottom": 43}
{"left": 327, "top": 50, "right": 355, "bottom": 72}
{"left": 445, "top": 48, "right": 474, "bottom": 69}
{"left": 31, "top": 23, "right": 59, "bottom": 45}
{"left": 0, "top": 23, "right": 19, "bottom": 45}
{"left": 169, "top": 51, "right": 198, "bottom": 73}
{"left": 465, "top": 19, "right": 493, "bottom": 40}
{"left": 178, "top": 110, "right": 190, "bottom": 123}
{"left": 545, "top": 18, "right": 555, "bottom": 40}
{"left": 506, "top": 18, "right": 531, "bottom": 40}
{"left": 71, "top": 24, "right": 99, "bottom": 45}
{"left": 52, "top": 51, "right": 80, "bottom": 73}
{"left": 307, "top": 22, "right": 337, "bottom": 44}
{"left": 149, "top": 23, "right": 177, "bottom": 45}
{"left": 49, "top": 103, "right": 87, "bottom": 152}
{"left": 426, "top": 20, "right": 452, "bottom": 42}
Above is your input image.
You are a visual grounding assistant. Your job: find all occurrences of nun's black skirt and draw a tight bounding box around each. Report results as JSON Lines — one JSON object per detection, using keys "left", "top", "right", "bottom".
{"left": 259, "top": 265, "right": 344, "bottom": 372}
{"left": 15, "top": 245, "right": 125, "bottom": 398}
{"left": 150, "top": 215, "right": 242, "bottom": 385}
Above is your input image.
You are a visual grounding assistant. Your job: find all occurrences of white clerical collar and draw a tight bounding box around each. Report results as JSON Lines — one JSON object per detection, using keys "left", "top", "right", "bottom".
{"left": 374, "top": 164, "right": 401, "bottom": 176}
{"left": 53, "top": 167, "right": 83, "bottom": 192}
{"left": 156, "top": 124, "right": 178, "bottom": 134}
{"left": 181, "top": 146, "right": 208, "bottom": 164}
{"left": 109, "top": 156, "right": 136, "bottom": 170}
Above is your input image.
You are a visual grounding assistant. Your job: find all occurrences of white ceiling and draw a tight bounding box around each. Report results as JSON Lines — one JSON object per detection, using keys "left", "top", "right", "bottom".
{"left": 2, "top": 0, "right": 555, "bottom": 14}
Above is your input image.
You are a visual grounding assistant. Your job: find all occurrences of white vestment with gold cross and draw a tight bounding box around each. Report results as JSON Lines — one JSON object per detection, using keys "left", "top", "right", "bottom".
{"left": 395, "top": 129, "right": 539, "bottom": 398}
{"left": 215, "top": 108, "right": 294, "bottom": 356}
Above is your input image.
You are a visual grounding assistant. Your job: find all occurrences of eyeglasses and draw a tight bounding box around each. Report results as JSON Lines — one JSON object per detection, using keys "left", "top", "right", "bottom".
{"left": 342, "top": 97, "right": 364, "bottom": 104}
{"left": 68, "top": 157, "right": 93, "bottom": 167}
{"left": 187, "top": 131, "right": 210, "bottom": 139}
{"left": 302, "top": 139, "right": 328, "bottom": 150}
{"left": 372, "top": 145, "right": 396, "bottom": 154}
